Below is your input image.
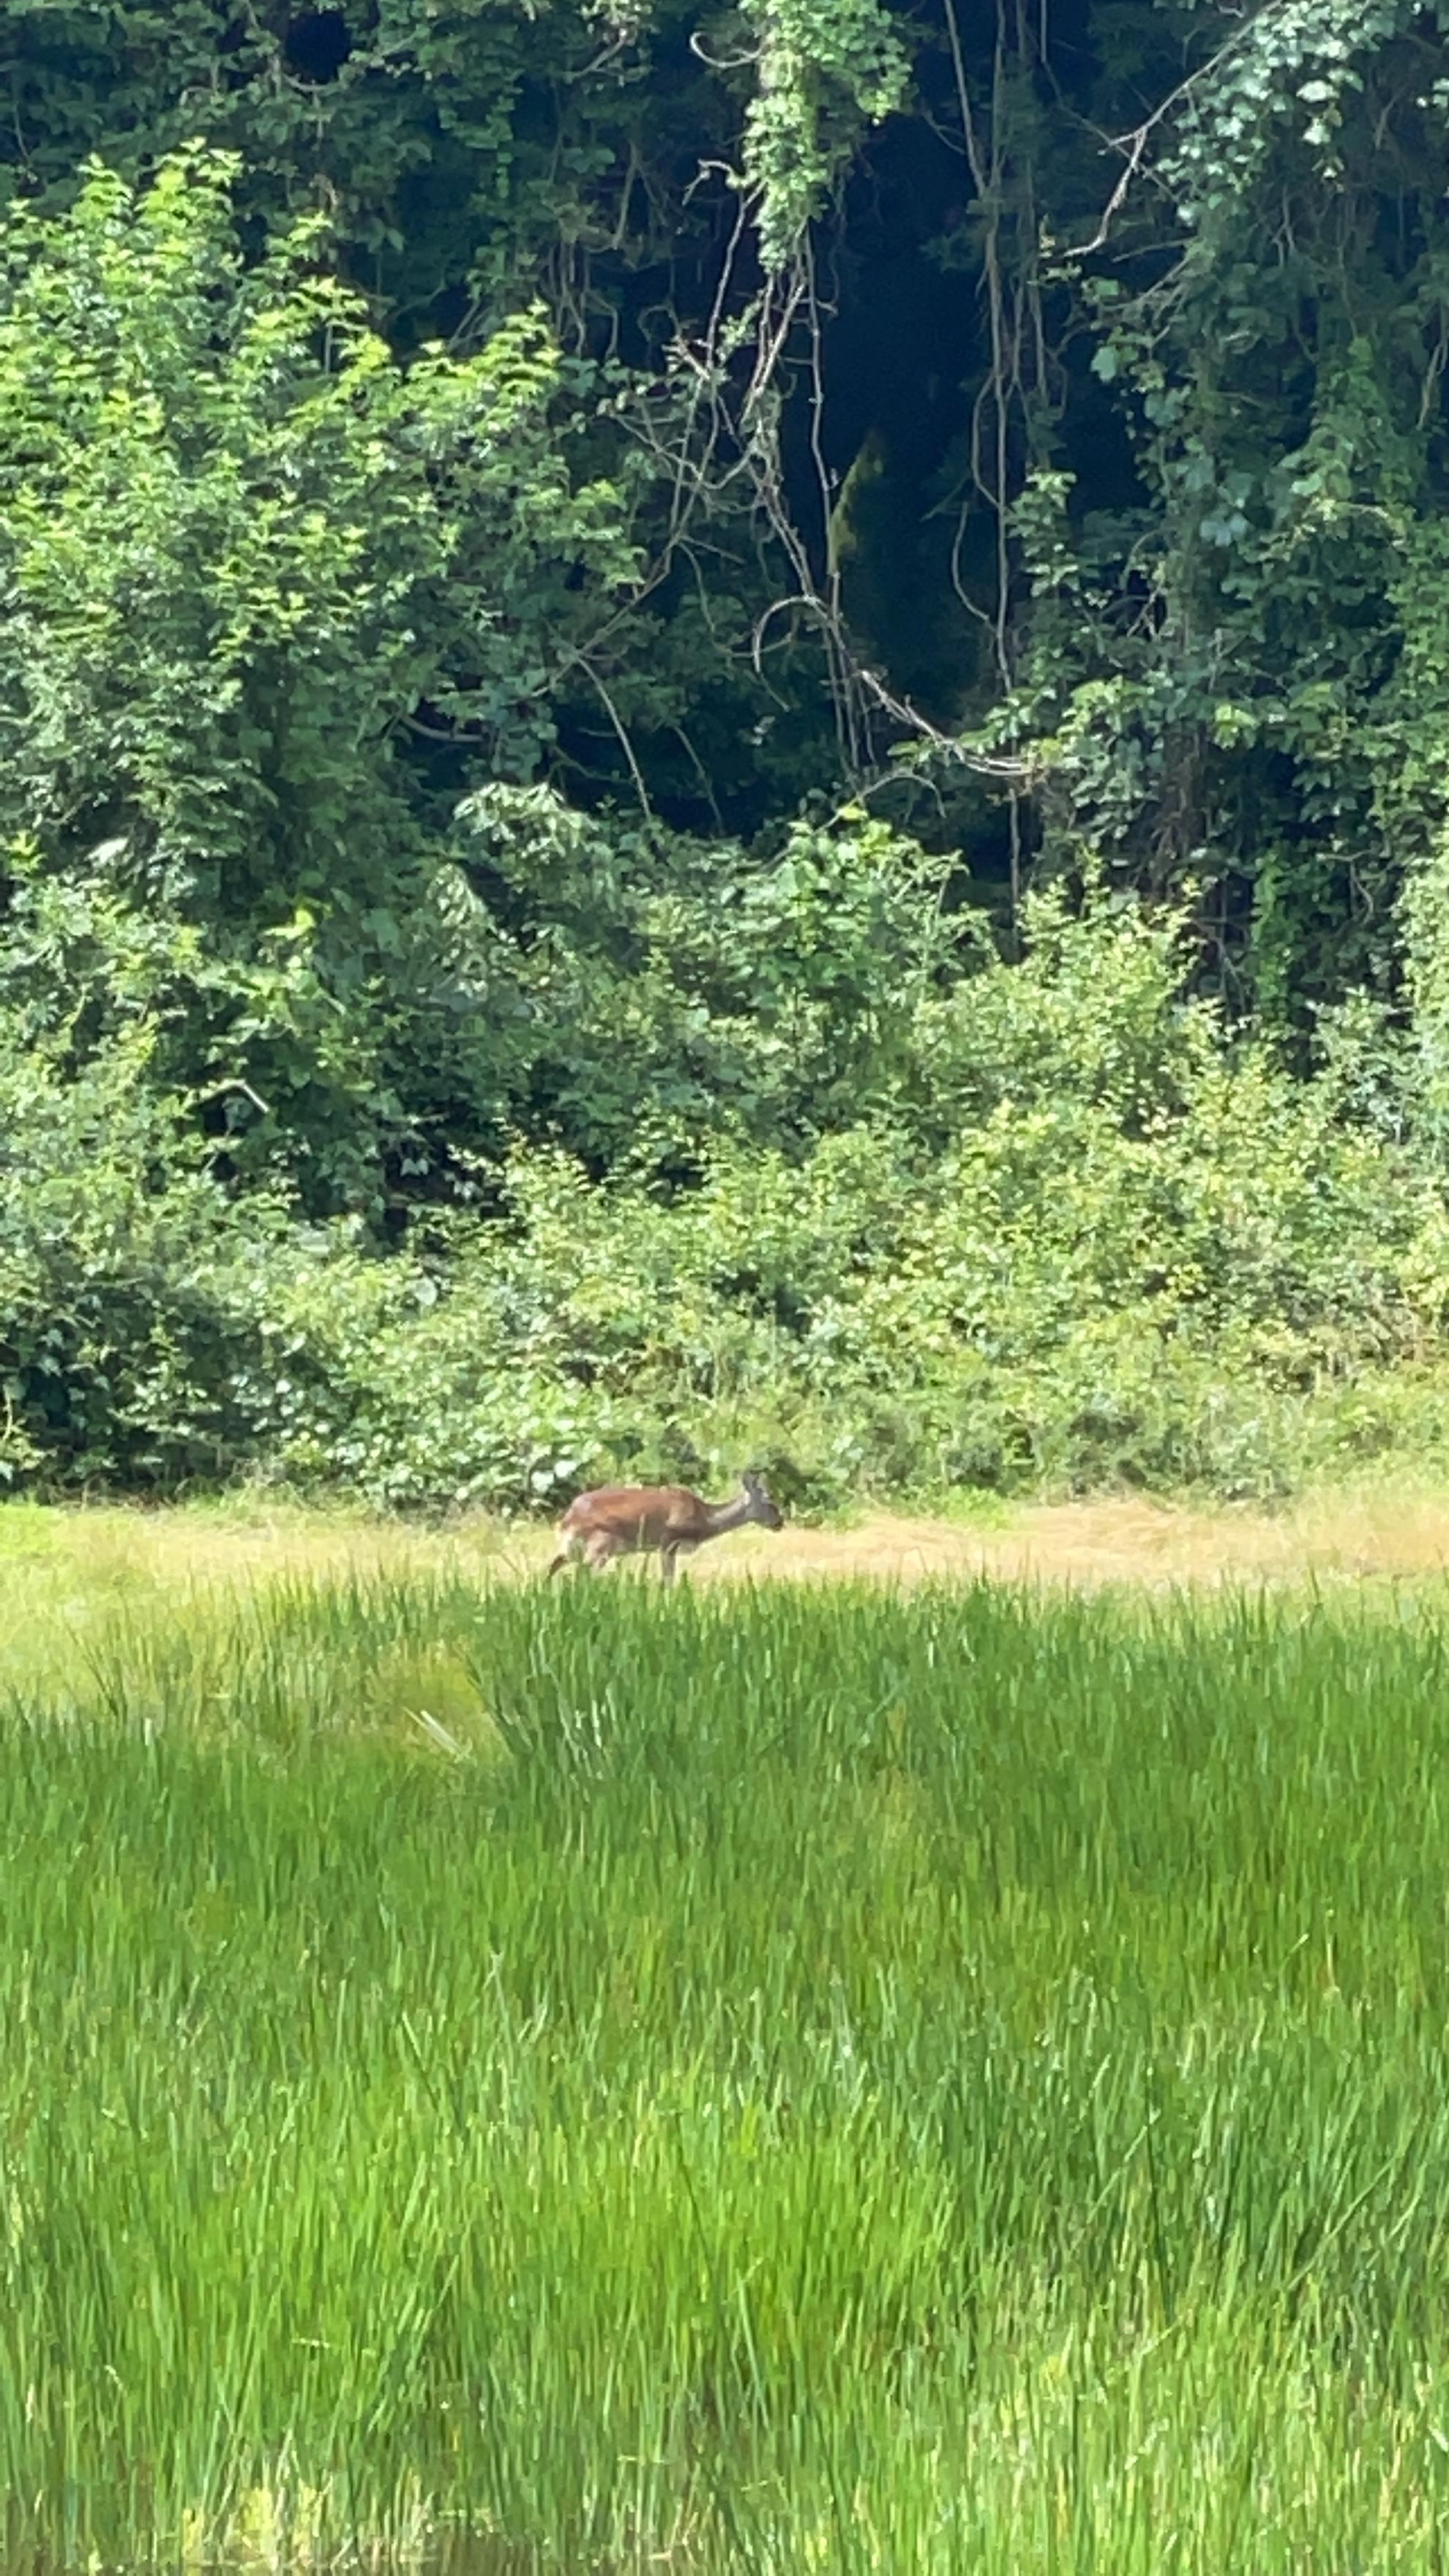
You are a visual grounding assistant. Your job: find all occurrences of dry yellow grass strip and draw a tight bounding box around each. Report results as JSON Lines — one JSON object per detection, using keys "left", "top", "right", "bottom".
{"left": 643, "top": 1489, "right": 1449, "bottom": 1589}
{"left": 5, "top": 1482, "right": 1449, "bottom": 1625}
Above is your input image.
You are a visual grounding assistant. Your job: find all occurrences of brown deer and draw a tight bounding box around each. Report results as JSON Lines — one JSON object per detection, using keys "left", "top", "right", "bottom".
{"left": 547, "top": 1470, "right": 785, "bottom": 1584}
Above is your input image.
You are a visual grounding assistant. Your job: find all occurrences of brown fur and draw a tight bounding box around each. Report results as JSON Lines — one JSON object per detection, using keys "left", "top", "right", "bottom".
{"left": 547, "top": 1472, "right": 784, "bottom": 1582}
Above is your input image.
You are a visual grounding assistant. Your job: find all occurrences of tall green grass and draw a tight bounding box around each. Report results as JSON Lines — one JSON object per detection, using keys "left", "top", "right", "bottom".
{"left": 7, "top": 1569, "right": 1449, "bottom": 2566}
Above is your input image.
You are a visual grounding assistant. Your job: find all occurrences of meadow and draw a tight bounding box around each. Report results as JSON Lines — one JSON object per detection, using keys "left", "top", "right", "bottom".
{"left": 6, "top": 1515, "right": 1449, "bottom": 2569}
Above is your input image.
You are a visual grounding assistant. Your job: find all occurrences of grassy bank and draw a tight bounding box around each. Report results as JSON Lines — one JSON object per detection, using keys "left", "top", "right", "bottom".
{"left": 7, "top": 1561, "right": 1449, "bottom": 2566}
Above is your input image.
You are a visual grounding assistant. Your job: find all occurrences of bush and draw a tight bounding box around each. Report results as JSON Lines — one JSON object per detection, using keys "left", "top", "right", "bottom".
{"left": 7, "top": 892, "right": 1449, "bottom": 1509}
{"left": 0, "top": 1034, "right": 288, "bottom": 1486}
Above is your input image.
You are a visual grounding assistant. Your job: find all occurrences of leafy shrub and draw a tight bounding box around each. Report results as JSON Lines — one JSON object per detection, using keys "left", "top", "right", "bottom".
{"left": 0, "top": 1034, "right": 287, "bottom": 1487}
{"left": 7, "top": 892, "right": 1449, "bottom": 1509}
{"left": 0, "top": 154, "right": 642, "bottom": 1213}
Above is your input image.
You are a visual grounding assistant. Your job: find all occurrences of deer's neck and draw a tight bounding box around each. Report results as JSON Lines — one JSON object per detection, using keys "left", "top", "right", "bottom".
{"left": 703, "top": 1491, "right": 755, "bottom": 1538}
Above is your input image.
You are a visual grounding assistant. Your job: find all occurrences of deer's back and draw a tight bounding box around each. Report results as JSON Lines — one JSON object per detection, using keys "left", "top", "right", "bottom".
{"left": 560, "top": 1483, "right": 702, "bottom": 1538}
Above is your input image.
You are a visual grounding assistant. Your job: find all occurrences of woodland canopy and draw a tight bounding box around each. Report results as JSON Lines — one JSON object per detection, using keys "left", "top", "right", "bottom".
{"left": 7, "top": 0, "right": 1449, "bottom": 1505}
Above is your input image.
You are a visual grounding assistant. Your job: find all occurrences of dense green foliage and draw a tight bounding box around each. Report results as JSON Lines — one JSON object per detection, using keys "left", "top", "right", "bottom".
{"left": 9, "top": 1560, "right": 1449, "bottom": 2564}
{"left": 10, "top": 894, "right": 1449, "bottom": 1505}
{"left": 10, "top": 0, "right": 1449, "bottom": 1491}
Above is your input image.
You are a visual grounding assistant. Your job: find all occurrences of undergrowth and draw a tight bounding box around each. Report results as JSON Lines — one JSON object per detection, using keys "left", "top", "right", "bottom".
{"left": 6, "top": 893, "right": 1449, "bottom": 1512}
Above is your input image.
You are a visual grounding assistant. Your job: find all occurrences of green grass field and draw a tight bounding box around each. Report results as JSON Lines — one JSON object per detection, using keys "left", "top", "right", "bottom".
{"left": 7, "top": 1557, "right": 1449, "bottom": 2568}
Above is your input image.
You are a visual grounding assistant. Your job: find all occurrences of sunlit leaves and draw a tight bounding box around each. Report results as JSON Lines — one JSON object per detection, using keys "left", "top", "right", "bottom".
{"left": 0, "top": 149, "right": 637, "bottom": 1208}
{"left": 738, "top": 0, "right": 907, "bottom": 266}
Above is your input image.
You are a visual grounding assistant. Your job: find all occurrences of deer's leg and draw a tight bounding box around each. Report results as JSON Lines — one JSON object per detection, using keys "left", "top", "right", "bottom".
{"left": 659, "top": 1546, "right": 679, "bottom": 1584}
{"left": 583, "top": 1532, "right": 619, "bottom": 1573}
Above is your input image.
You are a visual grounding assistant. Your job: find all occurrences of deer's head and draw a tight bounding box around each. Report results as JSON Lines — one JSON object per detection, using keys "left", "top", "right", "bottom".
{"left": 742, "top": 1469, "right": 785, "bottom": 1531}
